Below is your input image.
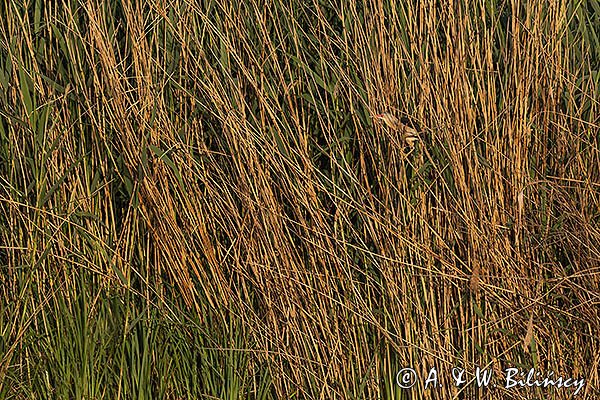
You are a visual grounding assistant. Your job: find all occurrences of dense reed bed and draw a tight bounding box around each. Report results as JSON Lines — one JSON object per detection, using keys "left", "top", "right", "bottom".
{"left": 1, "top": 0, "right": 599, "bottom": 398}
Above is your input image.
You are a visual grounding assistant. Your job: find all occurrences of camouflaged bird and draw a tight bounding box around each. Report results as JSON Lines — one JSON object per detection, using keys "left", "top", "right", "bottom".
{"left": 373, "top": 113, "right": 419, "bottom": 148}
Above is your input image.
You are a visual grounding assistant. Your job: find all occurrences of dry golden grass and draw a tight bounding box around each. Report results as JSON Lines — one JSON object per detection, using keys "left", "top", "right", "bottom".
{"left": 0, "top": 0, "right": 599, "bottom": 398}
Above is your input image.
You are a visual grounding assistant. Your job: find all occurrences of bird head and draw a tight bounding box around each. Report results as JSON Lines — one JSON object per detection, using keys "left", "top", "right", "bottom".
{"left": 373, "top": 112, "right": 420, "bottom": 148}
{"left": 373, "top": 113, "right": 399, "bottom": 130}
